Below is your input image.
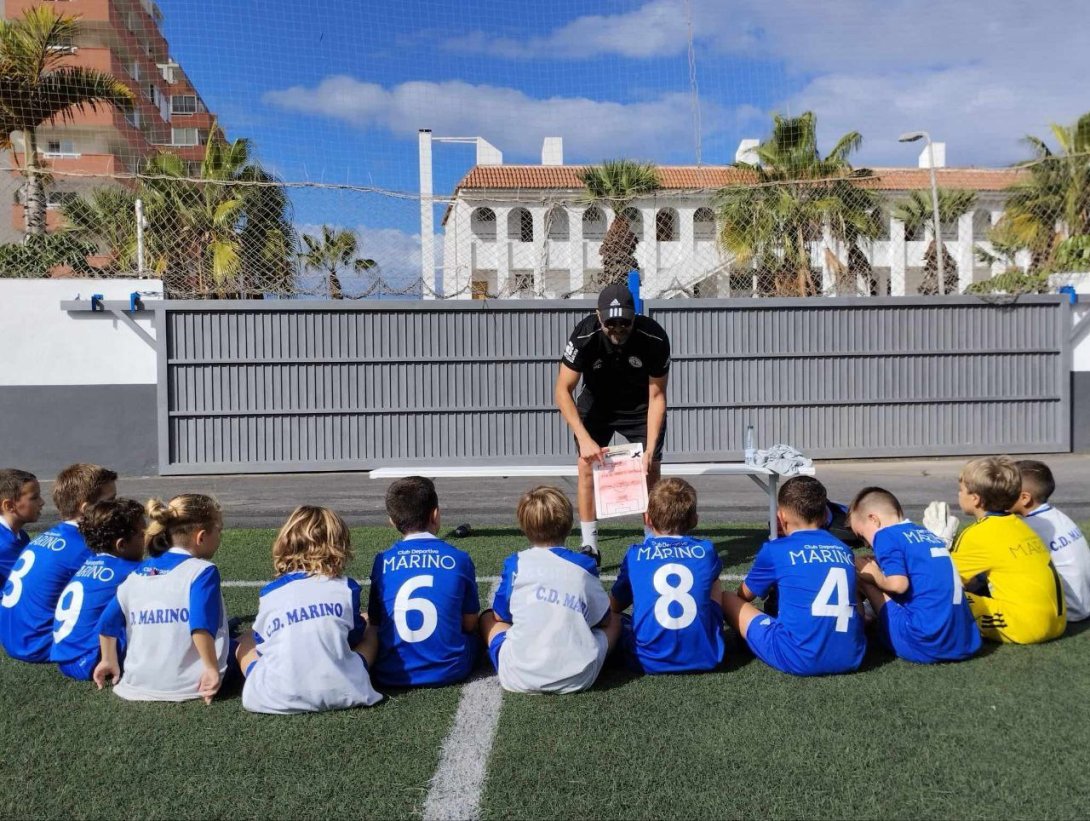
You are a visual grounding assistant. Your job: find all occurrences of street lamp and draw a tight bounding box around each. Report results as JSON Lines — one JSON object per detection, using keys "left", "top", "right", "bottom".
{"left": 899, "top": 131, "right": 945, "bottom": 295}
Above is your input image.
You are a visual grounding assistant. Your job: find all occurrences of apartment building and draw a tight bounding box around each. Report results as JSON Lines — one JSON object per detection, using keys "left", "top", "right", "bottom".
{"left": 437, "top": 136, "right": 1026, "bottom": 299}
{"left": 0, "top": 0, "right": 217, "bottom": 242}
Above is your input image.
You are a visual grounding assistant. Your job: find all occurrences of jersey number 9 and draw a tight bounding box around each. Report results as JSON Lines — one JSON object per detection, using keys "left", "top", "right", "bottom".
{"left": 53, "top": 581, "right": 85, "bottom": 643}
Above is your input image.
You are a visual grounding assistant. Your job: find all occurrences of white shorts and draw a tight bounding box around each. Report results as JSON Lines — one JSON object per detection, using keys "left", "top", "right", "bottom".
{"left": 495, "top": 628, "right": 609, "bottom": 694}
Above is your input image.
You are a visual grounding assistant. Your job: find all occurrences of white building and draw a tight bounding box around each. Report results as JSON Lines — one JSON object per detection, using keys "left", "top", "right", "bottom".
{"left": 435, "top": 136, "right": 1024, "bottom": 299}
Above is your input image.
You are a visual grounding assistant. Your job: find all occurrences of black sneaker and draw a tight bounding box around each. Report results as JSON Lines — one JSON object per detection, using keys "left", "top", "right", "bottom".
{"left": 580, "top": 544, "right": 601, "bottom": 567}
{"left": 228, "top": 616, "right": 244, "bottom": 639}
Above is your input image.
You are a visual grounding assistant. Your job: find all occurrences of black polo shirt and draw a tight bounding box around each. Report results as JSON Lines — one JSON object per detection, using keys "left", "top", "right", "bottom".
{"left": 560, "top": 314, "right": 671, "bottom": 415}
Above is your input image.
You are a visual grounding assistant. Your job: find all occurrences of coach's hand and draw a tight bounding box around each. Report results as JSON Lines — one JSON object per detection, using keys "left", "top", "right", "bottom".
{"left": 578, "top": 436, "right": 605, "bottom": 464}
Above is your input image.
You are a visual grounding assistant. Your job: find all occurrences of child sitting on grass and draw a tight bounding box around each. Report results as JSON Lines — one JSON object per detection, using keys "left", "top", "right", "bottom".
{"left": 368, "top": 476, "right": 479, "bottom": 688}
{"left": 50, "top": 498, "right": 145, "bottom": 680}
{"left": 95, "top": 494, "right": 232, "bottom": 703}
{"left": 609, "top": 478, "right": 726, "bottom": 674}
{"left": 481, "top": 486, "right": 619, "bottom": 693}
{"left": 951, "top": 456, "right": 1066, "bottom": 643}
{"left": 849, "top": 487, "right": 980, "bottom": 664}
{"left": 722, "top": 476, "right": 866, "bottom": 677}
{"left": 237, "top": 506, "right": 383, "bottom": 714}
{"left": 0, "top": 469, "right": 43, "bottom": 587}
{"left": 1013, "top": 459, "right": 1090, "bottom": 623}
{"left": 0, "top": 463, "right": 116, "bottom": 663}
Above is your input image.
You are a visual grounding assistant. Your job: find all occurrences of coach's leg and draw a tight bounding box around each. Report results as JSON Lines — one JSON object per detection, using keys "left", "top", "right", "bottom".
{"left": 577, "top": 457, "right": 597, "bottom": 524}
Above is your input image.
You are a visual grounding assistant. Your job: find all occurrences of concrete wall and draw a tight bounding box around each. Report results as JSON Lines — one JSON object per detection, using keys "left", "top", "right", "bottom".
{"left": 0, "top": 279, "right": 161, "bottom": 477}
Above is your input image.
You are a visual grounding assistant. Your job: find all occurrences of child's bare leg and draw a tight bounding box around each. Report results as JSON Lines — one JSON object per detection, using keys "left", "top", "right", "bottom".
{"left": 353, "top": 623, "right": 379, "bottom": 667}
{"left": 721, "top": 591, "right": 765, "bottom": 640}
{"left": 858, "top": 578, "right": 890, "bottom": 616}
{"left": 235, "top": 629, "right": 259, "bottom": 676}
{"left": 479, "top": 609, "right": 511, "bottom": 645}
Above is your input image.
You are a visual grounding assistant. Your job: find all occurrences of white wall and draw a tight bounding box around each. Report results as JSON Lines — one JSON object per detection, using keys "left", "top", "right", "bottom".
{"left": 0, "top": 278, "right": 162, "bottom": 386}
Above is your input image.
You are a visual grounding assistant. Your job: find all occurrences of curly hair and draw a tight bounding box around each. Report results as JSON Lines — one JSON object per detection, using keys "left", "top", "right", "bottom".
{"left": 272, "top": 505, "right": 352, "bottom": 577}
{"left": 79, "top": 498, "right": 145, "bottom": 556}
{"left": 145, "top": 494, "right": 222, "bottom": 556}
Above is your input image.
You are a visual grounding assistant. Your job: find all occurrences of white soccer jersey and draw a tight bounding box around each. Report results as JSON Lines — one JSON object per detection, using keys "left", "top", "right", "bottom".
{"left": 243, "top": 573, "right": 382, "bottom": 715}
{"left": 113, "top": 553, "right": 230, "bottom": 702}
{"left": 493, "top": 547, "right": 610, "bottom": 694}
{"left": 1022, "top": 504, "right": 1090, "bottom": 622}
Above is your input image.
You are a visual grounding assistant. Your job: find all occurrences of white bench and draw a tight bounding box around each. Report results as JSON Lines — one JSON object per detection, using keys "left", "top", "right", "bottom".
{"left": 369, "top": 463, "right": 816, "bottom": 541}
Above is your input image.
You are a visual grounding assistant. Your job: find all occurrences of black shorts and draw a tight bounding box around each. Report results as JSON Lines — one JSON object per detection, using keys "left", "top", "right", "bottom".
{"left": 578, "top": 407, "right": 666, "bottom": 461}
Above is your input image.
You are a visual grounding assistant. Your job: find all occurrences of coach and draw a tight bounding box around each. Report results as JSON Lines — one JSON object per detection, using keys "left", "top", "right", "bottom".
{"left": 554, "top": 283, "right": 671, "bottom": 559}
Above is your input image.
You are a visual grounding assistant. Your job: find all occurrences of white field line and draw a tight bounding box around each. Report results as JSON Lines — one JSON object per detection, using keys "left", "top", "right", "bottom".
{"left": 222, "top": 573, "right": 747, "bottom": 589}
{"left": 421, "top": 582, "right": 503, "bottom": 821}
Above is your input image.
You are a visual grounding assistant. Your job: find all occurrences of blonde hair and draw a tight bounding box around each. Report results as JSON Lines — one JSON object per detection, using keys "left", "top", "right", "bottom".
{"left": 272, "top": 505, "right": 352, "bottom": 577}
{"left": 647, "top": 478, "right": 698, "bottom": 535}
{"left": 53, "top": 463, "right": 117, "bottom": 520}
{"left": 960, "top": 456, "right": 1021, "bottom": 513}
{"left": 517, "top": 486, "right": 573, "bottom": 546}
{"left": 145, "top": 494, "right": 222, "bottom": 556}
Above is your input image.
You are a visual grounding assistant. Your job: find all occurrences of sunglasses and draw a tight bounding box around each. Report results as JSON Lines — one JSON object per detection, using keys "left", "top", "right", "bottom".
{"left": 604, "top": 319, "right": 632, "bottom": 330}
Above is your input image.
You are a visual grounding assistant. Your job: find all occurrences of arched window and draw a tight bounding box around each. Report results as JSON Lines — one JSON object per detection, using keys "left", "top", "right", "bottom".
{"left": 621, "top": 207, "right": 643, "bottom": 241}
{"left": 582, "top": 206, "right": 606, "bottom": 240}
{"left": 546, "top": 207, "right": 569, "bottom": 240}
{"left": 508, "top": 207, "right": 533, "bottom": 242}
{"left": 471, "top": 207, "right": 496, "bottom": 241}
{"left": 693, "top": 207, "right": 716, "bottom": 241}
{"left": 656, "top": 208, "right": 679, "bottom": 241}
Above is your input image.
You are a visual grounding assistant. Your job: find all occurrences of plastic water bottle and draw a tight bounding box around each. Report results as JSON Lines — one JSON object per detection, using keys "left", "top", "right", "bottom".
{"left": 744, "top": 424, "right": 756, "bottom": 466}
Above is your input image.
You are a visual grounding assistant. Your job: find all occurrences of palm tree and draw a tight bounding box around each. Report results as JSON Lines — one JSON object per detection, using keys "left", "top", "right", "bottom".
{"left": 578, "top": 160, "right": 661, "bottom": 286}
{"left": 59, "top": 187, "right": 137, "bottom": 273}
{"left": 300, "top": 225, "right": 376, "bottom": 299}
{"left": 892, "top": 188, "right": 977, "bottom": 294}
{"left": 715, "top": 112, "right": 881, "bottom": 296}
{"left": 0, "top": 7, "right": 133, "bottom": 235}
{"left": 988, "top": 113, "right": 1090, "bottom": 273}
{"left": 140, "top": 127, "right": 296, "bottom": 297}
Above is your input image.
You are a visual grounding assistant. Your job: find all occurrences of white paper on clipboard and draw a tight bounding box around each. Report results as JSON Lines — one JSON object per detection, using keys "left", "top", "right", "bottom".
{"left": 592, "top": 442, "right": 648, "bottom": 519}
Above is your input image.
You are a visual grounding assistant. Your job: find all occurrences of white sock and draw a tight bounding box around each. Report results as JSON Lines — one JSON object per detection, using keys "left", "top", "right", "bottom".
{"left": 580, "top": 520, "right": 598, "bottom": 549}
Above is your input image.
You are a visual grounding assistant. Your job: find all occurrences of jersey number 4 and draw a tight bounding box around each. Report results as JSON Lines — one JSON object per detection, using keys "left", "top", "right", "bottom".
{"left": 393, "top": 575, "right": 438, "bottom": 643}
{"left": 810, "top": 567, "right": 854, "bottom": 633}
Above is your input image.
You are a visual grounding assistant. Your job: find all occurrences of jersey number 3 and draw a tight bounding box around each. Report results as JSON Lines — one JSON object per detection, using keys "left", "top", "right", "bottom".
{"left": 811, "top": 567, "right": 854, "bottom": 633}
{"left": 393, "top": 575, "right": 438, "bottom": 643}
{"left": 1, "top": 551, "right": 36, "bottom": 608}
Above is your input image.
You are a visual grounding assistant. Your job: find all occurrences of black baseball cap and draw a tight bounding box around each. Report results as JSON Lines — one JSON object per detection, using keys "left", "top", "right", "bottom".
{"left": 597, "top": 283, "right": 636, "bottom": 322}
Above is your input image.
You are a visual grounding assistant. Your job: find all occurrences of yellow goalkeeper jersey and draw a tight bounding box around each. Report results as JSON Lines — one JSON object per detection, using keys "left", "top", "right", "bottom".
{"left": 951, "top": 513, "right": 1066, "bottom": 644}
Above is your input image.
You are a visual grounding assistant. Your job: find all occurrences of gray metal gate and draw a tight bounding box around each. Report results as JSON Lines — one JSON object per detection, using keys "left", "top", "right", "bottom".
{"left": 157, "top": 296, "right": 1071, "bottom": 474}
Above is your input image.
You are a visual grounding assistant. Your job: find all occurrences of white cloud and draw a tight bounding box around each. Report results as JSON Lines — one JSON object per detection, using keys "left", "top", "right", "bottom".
{"left": 264, "top": 77, "right": 729, "bottom": 161}
{"left": 442, "top": 0, "right": 1090, "bottom": 165}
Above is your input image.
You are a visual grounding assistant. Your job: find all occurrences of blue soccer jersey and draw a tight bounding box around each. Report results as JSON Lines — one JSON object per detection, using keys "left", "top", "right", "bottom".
{"left": 872, "top": 521, "right": 981, "bottom": 663}
{"left": 611, "top": 535, "right": 725, "bottom": 674}
{"left": 368, "top": 535, "right": 480, "bottom": 687}
{"left": 0, "top": 522, "right": 91, "bottom": 662}
{"left": 50, "top": 552, "right": 141, "bottom": 670}
{"left": 743, "top": 529, "right": 866, "bottom": 676}
{"left": 0, "top": 520, "right": 30, "bottom": 588}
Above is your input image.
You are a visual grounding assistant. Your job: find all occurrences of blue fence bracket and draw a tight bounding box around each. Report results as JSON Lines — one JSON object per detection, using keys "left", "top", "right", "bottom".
{"left": 627, "top": 270, "right": 643, "bottom": 315}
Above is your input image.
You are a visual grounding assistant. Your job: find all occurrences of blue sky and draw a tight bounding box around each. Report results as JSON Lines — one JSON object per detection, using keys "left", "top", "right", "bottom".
{"left": 156, "top": 0, "right": 1090, "bottom": 283}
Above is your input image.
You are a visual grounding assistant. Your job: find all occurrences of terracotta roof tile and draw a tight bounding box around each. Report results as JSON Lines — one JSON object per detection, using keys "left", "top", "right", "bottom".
{"left": 452, "top": 164, "right": 1025, "bottom": 193}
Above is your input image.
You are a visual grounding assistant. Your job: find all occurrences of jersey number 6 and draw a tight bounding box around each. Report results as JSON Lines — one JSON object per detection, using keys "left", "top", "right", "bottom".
{"left": 393, "top": 575, "right": 439, "bottom": 643}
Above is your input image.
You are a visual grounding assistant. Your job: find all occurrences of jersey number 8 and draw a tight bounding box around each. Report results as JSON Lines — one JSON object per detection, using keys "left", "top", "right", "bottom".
{"left": 653, "top": 563, "right": 698, "bottom": 630}
{"left": 393, "top": 575, "right": 438, "bottom": 643}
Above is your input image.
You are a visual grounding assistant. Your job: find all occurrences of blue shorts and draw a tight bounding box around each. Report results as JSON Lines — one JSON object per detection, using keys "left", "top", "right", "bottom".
{"left": 746, "top": 614, "right": 858, "bottom": 677}
{"left": 487, "top": 632, "right": 507, "bottom": 671}
{"left": 877, "top": 600, "right": 976, "bottom": 665}
{"left": 57, "top": 648, "right": 101, "bottom": 681}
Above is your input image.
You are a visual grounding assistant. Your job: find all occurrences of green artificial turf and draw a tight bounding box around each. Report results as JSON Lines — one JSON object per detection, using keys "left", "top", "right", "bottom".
{"left": 4, "top": 524, "right": 1089, "bottom": 820}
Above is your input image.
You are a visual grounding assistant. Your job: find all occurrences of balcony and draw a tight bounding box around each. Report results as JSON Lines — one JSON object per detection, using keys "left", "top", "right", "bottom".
{"left": 10, "top": 152, "right": 124, "bottom": 178}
